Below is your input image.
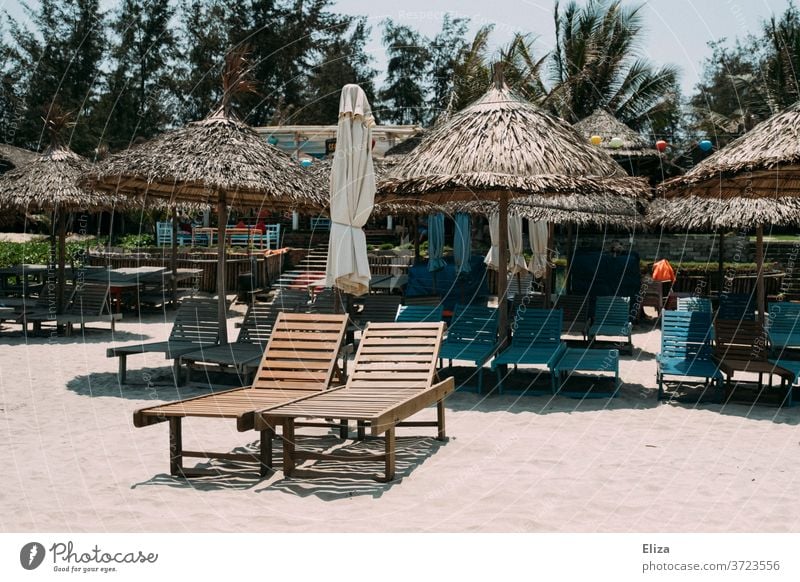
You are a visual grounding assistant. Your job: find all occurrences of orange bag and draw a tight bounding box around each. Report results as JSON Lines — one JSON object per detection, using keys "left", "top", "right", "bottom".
{"left": 652, "top": 259, "right": 676, "bottom": 283}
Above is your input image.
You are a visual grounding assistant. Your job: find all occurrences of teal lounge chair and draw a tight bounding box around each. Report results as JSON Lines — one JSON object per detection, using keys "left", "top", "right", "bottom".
{"left": 656, "top": 310, "right": 723, "bottom": 402}
{"left": 588, "top": 296, "right": 632, "bottom": 352}
{"left": 767, "top": 302, "right": 800, "bottom": 353}
{"left": 438, "top": 304, "right": 498, "bottom": 393}
{"left": 395, "top": 304, "right": 444, "bottom": 323}
{"left": 491, "top": 308, "right": 566, "bottom": 394}
{"left": 677, "top": 297, "right": 713, "bottom": 313}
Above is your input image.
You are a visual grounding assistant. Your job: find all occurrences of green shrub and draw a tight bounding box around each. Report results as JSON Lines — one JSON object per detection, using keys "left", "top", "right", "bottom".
{"left": 379, "top": 243, "right": 395, "bottom": 250}
{"left": 118, "top": 233, "right": 154, "bottom": 249}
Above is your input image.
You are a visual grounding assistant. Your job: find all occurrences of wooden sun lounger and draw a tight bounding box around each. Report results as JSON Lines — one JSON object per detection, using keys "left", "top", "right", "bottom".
{"left": 25, "top": 283, "right": 122, "bottom": 335}
{"left": 254, "top": 322, "right": 454, "bottom": 482}
{"left": 107, "top": 298, "right": 220, "bottom": 384}
{"left": 133, "top": 312, "right": 348, "bottom": 477}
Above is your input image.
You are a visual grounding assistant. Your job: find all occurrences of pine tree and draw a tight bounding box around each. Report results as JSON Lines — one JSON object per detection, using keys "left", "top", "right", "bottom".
{"left": 379, "top": 20, "right": 429, "bottom": 125}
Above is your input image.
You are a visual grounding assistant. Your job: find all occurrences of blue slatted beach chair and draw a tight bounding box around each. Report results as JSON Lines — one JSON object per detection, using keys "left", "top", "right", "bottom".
{"left": 491, "top": 308, "right": 566, "bottom": 394}
{"left": 656, "top": 310, "right": 723, "bottom": 401}
{"left": 767, "top": 302, "right": 800, "bottom": 352}
{"left": 588, "top": 296, "right": 632, "bottom": 352}
{"left": 395, "top": 304, "right": 444, "bottom": 323}
{"left": 438, "top": 304, "right": 498, "bottom": 393}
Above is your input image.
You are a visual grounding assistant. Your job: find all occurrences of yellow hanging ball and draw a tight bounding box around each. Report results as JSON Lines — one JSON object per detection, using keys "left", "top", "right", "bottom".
{"left": 590, "top": 135, "right": 602, "bottom": 145}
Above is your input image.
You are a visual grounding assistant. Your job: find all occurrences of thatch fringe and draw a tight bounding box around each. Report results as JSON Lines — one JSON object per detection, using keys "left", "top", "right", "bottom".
{"left": 648, "top": 195, "right": 800, "bottom": 230}
{"left": 378, "top": 83, "right": 649, "bottom": 205}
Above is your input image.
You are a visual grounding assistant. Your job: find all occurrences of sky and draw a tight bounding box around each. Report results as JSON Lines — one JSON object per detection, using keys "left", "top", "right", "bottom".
{"left": 1, "top": 0, "right": 794, "bottom": 97}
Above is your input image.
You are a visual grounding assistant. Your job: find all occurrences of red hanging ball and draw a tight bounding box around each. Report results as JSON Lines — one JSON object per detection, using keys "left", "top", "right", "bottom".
{"left": 656, "top": 140, "right": 667, "bottom": 152}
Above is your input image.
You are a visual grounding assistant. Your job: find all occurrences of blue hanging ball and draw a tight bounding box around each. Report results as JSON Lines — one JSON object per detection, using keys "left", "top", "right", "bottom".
{"left": 699, "top": 139, "right": 713, "bottom": 152}
{"left": 268, "top": 136, "right": 279, "bottom": 145}
{"left": 300, "top": 158, "right": 313, "bottom": 167}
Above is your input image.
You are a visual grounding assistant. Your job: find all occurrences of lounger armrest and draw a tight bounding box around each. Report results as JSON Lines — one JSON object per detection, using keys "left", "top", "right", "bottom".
{"left": 370, "top": 376, "right": 455, "bottom": 436}
{"left": 547, "top": 342, "right": 568, "bottom": 367}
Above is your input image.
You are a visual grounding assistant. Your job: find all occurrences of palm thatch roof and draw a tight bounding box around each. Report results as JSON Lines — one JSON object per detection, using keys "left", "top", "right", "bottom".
{"left": 573, "top": 109, "right": 657, "bottom": 158}
{"left": 0, "top": 143, "right": 37, "bottom": 171}
{"left": 87, "top": 110, "right": 326, "bottom": 211}
{"left": 0, "top": 144, "right": 120, "bottom": 212}
{"left": 383, "top": 131, "right": 425, "bottom": 157}
{"left": 377, "top": 79, "right": 649, "bottom": 208}
{"left": 657, "top": 100, "right": 800, "bottom": 202}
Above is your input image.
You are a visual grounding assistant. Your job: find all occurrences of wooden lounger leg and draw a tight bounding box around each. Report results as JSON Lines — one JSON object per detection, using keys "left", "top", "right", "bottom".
{"left": 259, "top": 426, "right": 274, "bottom": 477}
{"left": 357, "top": 421, "right": 366, "bottom": 440}
{"left": 436, "top": 399, "right": 446, "bottom": 441}
{"left": 282, "top": 418, "right": 295, "bottom": 477}
{"left": 169, "top": 417, "right": 183, "bottom": 476}
{"left": 384, "top": 427, "right": 396, "bottom": 482}
{"left": 339, "top": 419, "right": 348, "bottom": 439}
{"left": 173, "top": 359, "right": 183, "bottom": 386}
{"left": 118, "top": 354, "right": 127, "bottom": 385}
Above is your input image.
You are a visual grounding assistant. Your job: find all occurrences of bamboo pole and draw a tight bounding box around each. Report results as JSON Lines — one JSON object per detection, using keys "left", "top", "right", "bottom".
{"left": 171, "top": 206, "right": 178, "bottom": 307}
{"left": 717, "top": 231, "right": 725, "bottom": 298}
{"left": 57, "top": 211, "right": 66, "bottom": 314}
{"left": 217, "top": 194, "right": 228, "bottom": 343}
{"left": 498, "top": 191, "right": 509, "bottom": 347}
{"left": 543, "top": 223, "right": 554, "bottom": 307}
{"left": 565, "top": 222, "right": 574, "bottom": 294}
{"left": 756, "top": 225, "right": 765, "bottom": 326}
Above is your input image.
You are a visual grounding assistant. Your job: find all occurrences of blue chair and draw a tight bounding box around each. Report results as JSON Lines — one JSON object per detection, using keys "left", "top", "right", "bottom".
{"left": 438, "top": 304, "right": 498, "bottom": 393}
{"left": 491, "top": 308, "right": 566, "bottom": 394}
{"left": 656, "top": 310, "right": 723, "bottom": 402}
{"left": 588, "top": 296, "right": 632, "bottom": 352}
{"left": 395, "top": 304, "right": 444, "bottom": 323}
{"left": 677, "top": 297, "right": 713, "bottom": 313}
{"left": 767, "top": 302, "right": 800, "bottom": 353}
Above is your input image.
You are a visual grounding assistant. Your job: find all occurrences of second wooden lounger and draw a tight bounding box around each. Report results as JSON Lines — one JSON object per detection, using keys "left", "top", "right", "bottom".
{"left": 133, "top": 312, "right": 348, "bottom": 477}
{"left": 255, "top": 322, "right": 454, "bottom": 482}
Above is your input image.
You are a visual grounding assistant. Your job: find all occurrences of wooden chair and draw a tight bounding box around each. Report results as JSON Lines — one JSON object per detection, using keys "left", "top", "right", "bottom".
{"left": 403, "top": 295, "right": 442, "bottom": 306}
{"left": 491, "top": 308, "right": 566, "bottom": 394}
{"left": 588, "top": 296, "right": 632, "bottom": 352}
{"left": 133, "top": 312, "right": 348, "bottom": 477}
{"left": 355, "top": 294, "right": 403, "bottom": 325}
{"left": 26, "top": 283, "right": 122, "bottom": 335}
{"left": 553, "top": 294, "right": 591, "bottom": 339}
{"left": 438, "top": 304, "right": 498, "bottom": 393}
{"left": 718, "top": 293, "right": 756, "bottom": 321}
{"left": 657, "top": 310, "right": 723, "bottom": 402}
{"left": 677, "top": 297, "right": 713, "bottom": 313}
{"left": 395, "top": 304, "right": 444, "bottom": 323}
{"left": 254, "top": 321, "right": 454, "bottom": 482}
{"left": 179, "top": 300, "right": 288, "bottom": 384}
{"left": 107, "top": 298, "right": 220, "bottom": 384}
{"left": 714, "top": 318, "right": 794, "bottom": 404}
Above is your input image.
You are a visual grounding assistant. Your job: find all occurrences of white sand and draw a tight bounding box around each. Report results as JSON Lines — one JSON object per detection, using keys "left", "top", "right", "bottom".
{"left": 1, "top": 308, "right": 799, "bottom": 533}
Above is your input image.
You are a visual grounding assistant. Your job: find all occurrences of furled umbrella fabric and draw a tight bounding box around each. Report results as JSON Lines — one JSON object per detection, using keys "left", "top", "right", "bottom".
{"left": 484, "top": 213, "right": 500, "bottom": 269}
{"left": 528, "top": 219, "right": 549, "bottom": 277}
{"left": 454, "top": 212, "right": 472, "bottom": 274}
{"left": 325, "top": 84, "right": 376, "bottom": 296}
{"left": 427, "top": 212, "right": 447, "bottom": 273}
{"left": 508, "top": 212, "right": 527, "bottom": 276}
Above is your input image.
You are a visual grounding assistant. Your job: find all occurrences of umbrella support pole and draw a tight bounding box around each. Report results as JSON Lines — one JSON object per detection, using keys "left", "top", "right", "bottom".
{"left": 543, "top": 223, "right": 554, "bottom": 308}
{"left": 498, "top": 191, "right": 509, "bottom": 348}
{"left": 171, "top": 206, "right": 178, "bottom": 307}
{"left": 717, "top": 231, "right": 725, "bottom": 298}
{"left": 57, "top": 211, "right": 66, "bottom": 315}
{"left": 756, "top": 224, "right": 765, "bottom": 326}
{"left": 217, "top": 195, "right": 228, "bottom": 344}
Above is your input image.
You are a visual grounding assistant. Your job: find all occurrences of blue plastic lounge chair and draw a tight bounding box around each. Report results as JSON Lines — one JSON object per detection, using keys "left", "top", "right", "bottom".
{"left": 395, "top": 304, "right": 444, "bottom": 323}
{"left": 438, "top": 304, "right": 498, "bottom": 393}
{"left": 767, "top": 302, "right": 800, "bottom": 353}
{"left": 677, "top": 297, "right": 713, "bottom": 313}
{"left": 588, "top": 296, "right": 632, "bottom": 352}
{"left": 492, "top": 308, "right": 566, "bottom": 394}
{"left": 656, "top": 310, "right": 723, "bottom": 402}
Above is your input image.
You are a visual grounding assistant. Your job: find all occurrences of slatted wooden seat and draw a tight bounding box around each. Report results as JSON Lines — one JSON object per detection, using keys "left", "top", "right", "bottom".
{"left": 492, "top": 308, "right": 566, "bottom": 394}
{"left": 254, "top": 322, "right": 453, "bottom": 482}
{"left": 677, "top": 296, "right": 713, "bottom": 313}
{"left": 133, "top": 312, "right": 348, "bottom": 477}
{"left": 718, "top": 293, "right": 756, "bottom": 321}
{"left": 26, "top": 283, "right": 122, "bottom": 335}
{"left": 438, "top": 304, "right": 498, "bottom": 393}
{"left": 107, "top": 298, "right": 220, "bottom": 384}
{"left": 180, "top": 300, "right": 289, "bottom": 383}
{"left": 395, "top": 304, "right": 444, "bottom": 323}
{"left": 714, "top": 318, "right": 794, "bottom": 405}
{"left": 657, "top": 310, "right": 722, "bottom": 402}
{"left": 588, "top": 296, "right": 632, "bottom": 352}
{"left": 553, "top": 294, "right": 591, "bottom": 338}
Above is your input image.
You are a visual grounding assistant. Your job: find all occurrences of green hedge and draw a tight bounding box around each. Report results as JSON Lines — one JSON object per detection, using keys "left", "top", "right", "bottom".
{"left": 0, "top": 240, "right": 97, "bottom": 269}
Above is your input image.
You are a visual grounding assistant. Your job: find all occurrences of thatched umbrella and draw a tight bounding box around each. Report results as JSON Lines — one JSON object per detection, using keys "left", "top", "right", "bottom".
{"left": 652, "top": 101, "right": 800, "bottom": 325}
{"left": 378, "top": 64, "right": 649, "bottom": 344}
{"left": 0, "top": 116, "right": 121, "bottom": 312}
{"left": 87, "top": 49, "right": 324, "bottom": 342}
{"left": 0, "top": 143, "right": 37, "bottom": 173}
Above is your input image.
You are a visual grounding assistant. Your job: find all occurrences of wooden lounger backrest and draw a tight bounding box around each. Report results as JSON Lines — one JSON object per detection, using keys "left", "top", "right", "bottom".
{"left": 714, "top": 319, "right": 769, "bottom": 362}
{"left": 511, "top": 308, "right": 562, "bottom": 346}
{"left": 168, "top": 298, "right": 220, "bottom": 344}
{"left": 718, "top": 293, "right": 755, "bottom": 321}
{"left": 237, "top": 301, "right": 284, "bottom": 345}
{"left": 552, "top": 294, "right": 590, "bottom": 333}
{"left": 251, "top": 312, "right": 347, "bottom": 391}
{"left": 594, "top": 296, "right": 630, "bottom": 326}
{"left": 677, "top": 297, "right": 713, "bottom": 313}
{"left": 661, "top": 310, "right": 714, "bottom": 361}
{"left": 66, "top": 283, "right": 111, "bottom": 316}
{"left": 357, "top": 294, "right": 403, "bottom": 324}
{"left": 347, "top": 322, "right": 446, "bottom": 391}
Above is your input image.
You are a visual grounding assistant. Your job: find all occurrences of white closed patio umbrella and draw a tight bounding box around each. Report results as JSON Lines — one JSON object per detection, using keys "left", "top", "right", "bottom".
{"left": 508, "top": 212, "right": 527, "bottom": 276}
{"left": 528, "top": 219, "right": 549, "bottom": 277}
{"left": 484, "top": 213, "right": 500, "bottom": 269}
{"left": 325, "top": 84, "right": 376, "bottom": 296}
